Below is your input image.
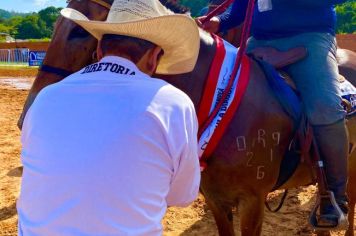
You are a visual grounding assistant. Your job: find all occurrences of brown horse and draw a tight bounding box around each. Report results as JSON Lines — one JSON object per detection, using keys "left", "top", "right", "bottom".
{"left": 338, "top": 48, "right": 356, "bottom": 236}
{"left": 17, "top": 0, "right": 356, "bottom": 235}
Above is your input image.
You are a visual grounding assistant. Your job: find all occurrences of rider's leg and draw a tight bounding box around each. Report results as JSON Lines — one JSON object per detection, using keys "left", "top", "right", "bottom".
{"left": 247, "top": 32, "right": 349, "bottom": 225}
{"left": 313, "top": 119, "right": 349, "bottom": 225}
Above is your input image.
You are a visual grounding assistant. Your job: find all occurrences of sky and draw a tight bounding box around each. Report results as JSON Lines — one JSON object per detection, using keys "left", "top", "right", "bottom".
{"left": 0, "top": 0, "right": 67, "bottom": 13}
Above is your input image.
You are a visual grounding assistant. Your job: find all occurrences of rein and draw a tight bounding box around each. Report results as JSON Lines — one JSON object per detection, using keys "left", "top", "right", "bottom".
{"left": 40, "top": 0, "right": 112, "bottom": 78}
{"left": 201, "top": 0, "right": 234, "bottom": 24}
{"left": 198, "top": 0, "right": 255, "bottom": 139}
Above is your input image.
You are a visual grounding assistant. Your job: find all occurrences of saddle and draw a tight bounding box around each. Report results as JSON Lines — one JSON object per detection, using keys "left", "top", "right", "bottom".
{"left": 252, "top": 47, "right": 356, "bottom": 116}
{"left": 251, "top": 47, "right": 349, "bottom": 231}
{"left": 251, "top": 47, "right": 306, "bottom": 92}
{"left": 250, "top": 46, "right": 308, "bottom": 69}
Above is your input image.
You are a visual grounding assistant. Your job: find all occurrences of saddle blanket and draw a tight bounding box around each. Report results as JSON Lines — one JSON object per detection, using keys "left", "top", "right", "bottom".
{"left": 198, "top": 35, "right": 250, "bottom": 168}
{"left": 340, "top": 79, "right": 356, "bottom": 116}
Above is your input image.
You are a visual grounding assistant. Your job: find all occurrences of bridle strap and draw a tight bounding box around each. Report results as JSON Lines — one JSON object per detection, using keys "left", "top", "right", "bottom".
{"left": 90, "top": 0, "right": 111, "bottom": 10}
{"left": 40, "top": 65, "right": 74, "bottom": 78}
{"left": 66, "top": 0, "right": 111, "bottom": 10}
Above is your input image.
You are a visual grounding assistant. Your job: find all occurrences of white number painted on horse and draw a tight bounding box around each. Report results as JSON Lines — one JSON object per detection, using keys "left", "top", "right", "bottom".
{"left": 246, "top": 152, "right": 254, "bottom": 167}
{"left": 237, "top": 130, "right": 281, "bottom": 154}
{"left": 236, "top": 136, "right": 247, "bottom": 151}
{"left": 257, "top": 129, "right": 266, "bottom": 148}
{"left": 272, "top": 132, "right": 281, "bottom": 146}
{"left": 257, "top": 166, "right": 265, "bottom": 180}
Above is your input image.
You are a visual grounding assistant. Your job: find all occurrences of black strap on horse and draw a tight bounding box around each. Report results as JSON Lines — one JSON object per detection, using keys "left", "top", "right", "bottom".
{"left": 40, "top": 65, "right": 74, "bottom": 78}
{"left": 265, "top": 190, "right": 289, "bottom": 213}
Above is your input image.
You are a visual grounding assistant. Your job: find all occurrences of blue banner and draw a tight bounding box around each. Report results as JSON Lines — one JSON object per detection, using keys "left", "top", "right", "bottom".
{"left": 29, "top": 51, "right": 46, "bottom": 66}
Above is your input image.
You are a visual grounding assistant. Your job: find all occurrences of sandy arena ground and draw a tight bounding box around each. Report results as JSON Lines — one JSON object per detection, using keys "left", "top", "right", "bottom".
{"left": 0, "top": 76, "right": 354, "bottom": 236}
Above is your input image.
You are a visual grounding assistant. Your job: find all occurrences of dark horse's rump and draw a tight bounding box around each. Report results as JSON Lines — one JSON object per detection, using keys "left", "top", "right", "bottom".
{"left": 18, "top": 1, "right": 356, "bottom": 235}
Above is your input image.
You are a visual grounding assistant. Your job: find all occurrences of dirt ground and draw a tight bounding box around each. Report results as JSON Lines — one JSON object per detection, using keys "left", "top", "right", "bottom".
{"left": 0, "top": 68, "right": 38, "bottom": 78}
{"left": 0, "top": 76, "right": 354, "bottom": 236}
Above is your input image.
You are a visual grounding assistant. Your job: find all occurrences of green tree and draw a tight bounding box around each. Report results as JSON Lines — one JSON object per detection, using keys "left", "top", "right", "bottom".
{"left": 0, "top": 23, "right": 11, "bottom": 34}
{"left": 2, "top": 16, "right": 22, "bottom": 36}
{"left": 16, "top": 14, "right": 43, "bottom": 39}
{"left": 180, "top": 0, "right": 208, "bottom": 16}
{"left": 38, "top": 6, "right": 62, "bottom": 37}
{"left": 39, "top": 7, "right": 61, "bottom": 28}
{"left": 1, "top": 6, "right": 62, "bottom": 39}
{"left": 336, "top": 1, "right": 356, "bottom": 33}
{"left": 0, "top": 9, "right": 12, "bottom": 19}
{"left": 0, "top": 9, "right": 28, "bottom": 19}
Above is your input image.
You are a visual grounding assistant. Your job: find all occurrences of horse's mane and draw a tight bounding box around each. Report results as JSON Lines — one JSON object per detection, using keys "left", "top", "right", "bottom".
{"left": 158, "top": 0, "right": 190, "bottom": 14}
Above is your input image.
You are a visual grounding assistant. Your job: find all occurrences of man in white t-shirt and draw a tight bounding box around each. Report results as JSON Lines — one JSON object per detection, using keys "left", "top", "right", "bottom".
{"left": 18, "top": 0, "right": 201, "bottom": 235}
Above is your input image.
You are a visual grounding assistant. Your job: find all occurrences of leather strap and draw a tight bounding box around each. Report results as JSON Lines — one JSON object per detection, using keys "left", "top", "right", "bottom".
{"left": 90, "top": 0, "right": 111, "bottom": 10}
{"left": 40, "top": 65, "right": 74, "bottom": 78}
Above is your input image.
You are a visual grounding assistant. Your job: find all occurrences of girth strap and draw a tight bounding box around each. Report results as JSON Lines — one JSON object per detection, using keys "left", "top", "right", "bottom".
{"left": 40, "top": 65, "right": 74, "bottom": 78}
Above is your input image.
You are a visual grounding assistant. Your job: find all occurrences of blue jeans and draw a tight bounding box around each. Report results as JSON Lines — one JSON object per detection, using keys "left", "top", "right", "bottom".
{"left": 247, "top": 32, "right": 346, "bottom": 125}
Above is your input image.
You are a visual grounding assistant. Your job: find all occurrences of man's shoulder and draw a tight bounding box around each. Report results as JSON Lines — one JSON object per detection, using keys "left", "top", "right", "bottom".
{"left": 150, "top": 78, "right": 194, "bottom": 108}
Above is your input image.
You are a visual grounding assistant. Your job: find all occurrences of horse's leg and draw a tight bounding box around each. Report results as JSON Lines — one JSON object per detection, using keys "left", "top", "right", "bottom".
{"left": 204, "top": 194, "right": 235, "bottom": 236}
{"left": 239, "top": 194, "right": 265, "bottom": 236}
{"left": 346, "top": 147, "right": 356, "bottom": 236}
{"left": 345, "top": 200, "right": 355, "bottom": 236}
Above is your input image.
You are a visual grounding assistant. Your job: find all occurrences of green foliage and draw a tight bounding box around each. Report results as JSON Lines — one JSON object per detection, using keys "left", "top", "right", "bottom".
{"left": 179, "top": 0, "right": 356, "bottom": 33}
{"left": 0, "top": 9, "right": 12, "bottom": 19}
{"left": 0, "top": 7, "right": 61, "bottom": 39}
{"left": 180, "top": 0, "right": 208, "bottom": 17}
{"left": 0, "top": 1, "right": 355, "bottom": 40}
{"left": 336, "top": 1, "right": 356, "bottom": 33}
{"left": 39, "top": 7, "right": 61, "bottom": 29}
{"left": 28, "top": 38, "right": 51, "bottom": 42}
{"left": 0, "top": 9, "right": 27, "bottom": 19}
{"left": 0, "top": 23, "right": 11, "bottom": 34}
{"left": 16, "top": 14, "right": 43, "bottom": 39}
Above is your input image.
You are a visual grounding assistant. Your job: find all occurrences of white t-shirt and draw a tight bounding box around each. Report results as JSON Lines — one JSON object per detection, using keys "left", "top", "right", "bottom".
{"left": 18, "top": 56, "right": 200, "bottom": 236}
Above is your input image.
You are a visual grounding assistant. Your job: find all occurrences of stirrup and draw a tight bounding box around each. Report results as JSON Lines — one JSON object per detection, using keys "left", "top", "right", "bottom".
{"left": 309, "top": 191, "right": 349, "bottom": 231}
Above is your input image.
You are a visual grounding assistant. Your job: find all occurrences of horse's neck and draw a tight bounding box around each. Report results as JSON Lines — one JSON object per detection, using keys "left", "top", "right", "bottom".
{"left": 160, "top": 32, "right": 216, "bottom": 110}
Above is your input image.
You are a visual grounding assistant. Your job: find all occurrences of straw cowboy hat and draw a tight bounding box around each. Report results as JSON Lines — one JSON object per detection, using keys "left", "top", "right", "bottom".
{"left": 61, "top": 0, "right": 200, "bottom": 74}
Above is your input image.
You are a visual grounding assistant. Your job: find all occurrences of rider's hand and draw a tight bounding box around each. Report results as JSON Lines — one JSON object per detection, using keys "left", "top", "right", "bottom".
{"left": 195, "top": 16, "right": 221, "bottom": 34}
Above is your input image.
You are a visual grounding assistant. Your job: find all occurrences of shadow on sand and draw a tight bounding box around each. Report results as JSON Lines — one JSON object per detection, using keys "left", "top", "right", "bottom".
{"left": 0, "top": 202, "right": 17, "bottom": 222}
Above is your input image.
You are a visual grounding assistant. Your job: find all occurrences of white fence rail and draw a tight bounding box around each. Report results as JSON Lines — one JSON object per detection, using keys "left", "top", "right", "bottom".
{"left": 0, "top": 48, "right": 30, "bottom": 64}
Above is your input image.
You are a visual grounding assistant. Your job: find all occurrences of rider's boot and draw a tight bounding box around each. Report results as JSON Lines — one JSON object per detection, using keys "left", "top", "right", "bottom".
{"left": 313, "top": 119, "right": 349, "bottom": 227}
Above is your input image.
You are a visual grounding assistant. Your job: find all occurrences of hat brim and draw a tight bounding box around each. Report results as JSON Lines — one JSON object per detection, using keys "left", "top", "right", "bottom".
{"left": 61, "top": 8, "right": 200, "bottom": 75}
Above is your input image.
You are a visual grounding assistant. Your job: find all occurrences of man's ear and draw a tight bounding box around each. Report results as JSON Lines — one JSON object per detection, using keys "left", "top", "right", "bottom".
{"left": 96, "top": 41, "right": 104, "bottom": 61}
{"left": 147, "top": 46, "right": 163, "bottom": 74}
